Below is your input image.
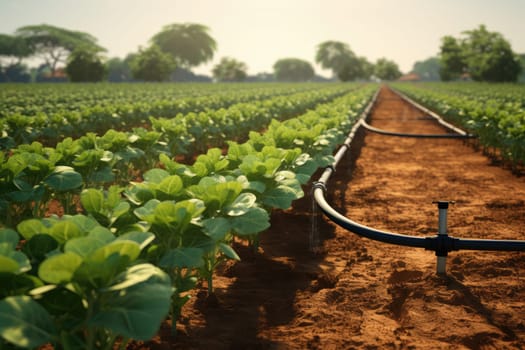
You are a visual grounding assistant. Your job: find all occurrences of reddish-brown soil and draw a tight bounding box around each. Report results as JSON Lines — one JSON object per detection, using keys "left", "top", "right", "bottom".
{"left": 132, "top": 86, "right": 525, "bottom": 349}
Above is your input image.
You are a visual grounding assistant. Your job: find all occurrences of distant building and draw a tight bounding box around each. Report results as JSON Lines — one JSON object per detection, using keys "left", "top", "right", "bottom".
{"left": 397, "top": 73, "right": 421, "bottom": 82}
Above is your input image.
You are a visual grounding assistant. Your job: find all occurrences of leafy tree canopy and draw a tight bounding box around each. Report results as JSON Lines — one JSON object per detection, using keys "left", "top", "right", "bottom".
{"left": 315, "top": 41, "right": 354, "bottom": 73}
{"left": 66, "top": 48, "right": 106, "bottom": 82}
{"left": 273, "top": 58, "right": 314, "bottom": 82}
{"left": 107, "top": 57, "right": 133, "bottom": 82}
{"left": 15, "top": 24, "right": 105, "bottom": 74}
{"left": 0, "top": 34, "right": 32, "bottom": 63}
{"left": 150, "top": 23, "right": 216, "bottom": 68}
{"left": 519, "top": 54, "right": 525, "bottom": 83}
{"left": 412, "top": 57, "right": 441, "bottom": 81}
{"left": 374, "top": 58, "right": 402, "bottom": 81}
{"left": 130, "top": 45, "right": 175, "bottom": 82}
{"left": 315, "top": 41, "right": 372, "bottom": 81}
{"left": 439, "top": 25, "right": 521, "bottom": 82}
{"left": 337, "top": 56, "right": 374, "bottom": 81}
{"left": 212, "top": 57, "right": 247, "bottom": 82}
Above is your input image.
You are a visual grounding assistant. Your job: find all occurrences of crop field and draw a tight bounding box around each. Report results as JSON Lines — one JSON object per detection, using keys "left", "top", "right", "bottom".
{"left": 0, "top": 82, "right": 524, "bottom": 349}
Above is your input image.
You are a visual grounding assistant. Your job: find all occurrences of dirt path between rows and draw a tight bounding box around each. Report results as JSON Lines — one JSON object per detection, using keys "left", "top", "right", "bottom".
{"left": 137, "top": 85, "right": 525, "bottom": 350}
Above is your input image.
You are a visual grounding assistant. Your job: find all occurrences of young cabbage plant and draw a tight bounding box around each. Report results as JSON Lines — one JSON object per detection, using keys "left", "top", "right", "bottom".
{"left": 0, "top": 147, "right": 83, "bottom": 227}
{"left": 188, "top": 176, "right": 270, "bottom": 273}
{"left": 134, "top": 198, "right": 208, "bottom": 336}
{"left": 0, "top": 215, "right": 172, "bottom": 350}
{"left": 80, "top": 186, "right": 136, "bottom": 231}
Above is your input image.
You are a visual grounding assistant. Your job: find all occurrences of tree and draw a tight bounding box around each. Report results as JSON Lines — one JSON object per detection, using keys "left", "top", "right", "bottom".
{"left": 0, "top": 63, "right": 31, "bottom": 82}
{"left": 374, "top": 58, "right": 402, "bottom": 81}
{"left": 338, "top": 56, "right": 374, "bottom": 81}
{"left": 66, "top": 48, "right": 106, "bottom": 82}
{"left": 315, "top": 41, "right": 370, "bottom": 81}
{"left": 357, "top": 56, "right": 374, "bottom": 80}
{"left": 315, "top": 41, "right": 354, "bottom": 74}
{"left": 439, "top": 25, "right": 521, "bottom": 82}
{"left": 107, "top": 57, "right": 131, "bottom": 82}
{"left": 0, "top": 34, "right": 31, "bottom": 66}
{"left": 439, "top": 36, "right": 466, "bottom": 81}
{"left": 0, "top": 34, "right": 32, "bottom": 82}
{"left": 412, "top": 57, "right": 441, "bottom": 81}
{"left": 212, "top": 57, "right": 247, "bottom": 82}
{"left": 273, "top": 58, "right": 314, "bottom": 82}
{"left": 130, "top": 45, "right": 175, "bottom": 82}
{"left": 15, "top": 24, "right": 105, "bottom": 76}
{"left": 519, "top": 54, "right": 525, "bottom": 83}
{"left": 150, "top": 23, "right": 216, "bottom": 68}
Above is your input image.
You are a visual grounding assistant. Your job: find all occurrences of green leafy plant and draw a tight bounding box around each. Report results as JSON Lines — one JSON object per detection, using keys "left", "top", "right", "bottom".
{"left": 0, "top": 215, "right": 172, "bottom": 350}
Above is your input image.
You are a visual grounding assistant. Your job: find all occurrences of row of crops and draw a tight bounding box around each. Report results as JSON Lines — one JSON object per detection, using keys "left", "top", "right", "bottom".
{"left": 391, "top": 82, "right": 525, "bottom": 169}
{"left": 0, "top": 82, "right": 328, "bottom": 147}
{"left": 0, "top": 82, "right": 376, "bottom": 349}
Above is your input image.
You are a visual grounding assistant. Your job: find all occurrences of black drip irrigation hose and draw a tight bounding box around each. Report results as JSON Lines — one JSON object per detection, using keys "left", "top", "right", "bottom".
{"left": 313, "top": 86, "right": 525, "bottom": 274}
{"left": 363, "top": 87, "right": 476, "bottom": 139}
{"left": 361, "top": 119, "right": 476, "bottom": 139}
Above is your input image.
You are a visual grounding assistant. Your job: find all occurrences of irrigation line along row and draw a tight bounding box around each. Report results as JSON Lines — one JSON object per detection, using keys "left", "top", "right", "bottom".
{"left": 312, "top": 86, "right": 525, "bottom": 275}
{"left": 360, "top": 120, "right": 476, "bottom": 139}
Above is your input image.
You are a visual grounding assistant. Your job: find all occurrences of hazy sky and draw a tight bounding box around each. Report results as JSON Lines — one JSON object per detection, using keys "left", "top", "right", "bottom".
{"left": 1, "top": 0, "right": 524, "bottom": 77}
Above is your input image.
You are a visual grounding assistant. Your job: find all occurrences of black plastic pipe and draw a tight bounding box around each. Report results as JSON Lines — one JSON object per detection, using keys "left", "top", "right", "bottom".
{"left": 313, "top": 86, "right": 525, "bottom": 256}
{"left": 361, "top": 120, "right": 476, "bottom": 139}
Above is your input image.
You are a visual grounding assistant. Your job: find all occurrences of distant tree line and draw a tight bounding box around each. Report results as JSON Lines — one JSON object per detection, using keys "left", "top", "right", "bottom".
{"left": 411, "top": 25, "right": 523, "bottom": 83}
{"left": 0, "top": 23, "right": 523, "bottom": 83}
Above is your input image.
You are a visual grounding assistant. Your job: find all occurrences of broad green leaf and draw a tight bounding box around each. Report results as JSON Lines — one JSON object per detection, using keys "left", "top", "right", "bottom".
{"left": 74, "top": 241, "right": 141, "bottom": 286}
{"left": 0, "top": 245, "right": 31, "bottom": 274}
{"left": 80, "top": 188, "right": 104, "bottom": 213}
{"left": 153, "top": 199, "right": 205, "bottom": 228}
{"left": 0, "top": 274, "right": 43, "bottom": 299}
{"left": 0, "top": 296, "right": 56, "bottom": 348}
{"left": 68, "top": 215, "right": 99, "bottom": 234}
{"left": 247, "top": 180, "right": 266, "bottom": 193}
{"left": 295, "top": 173, "right": 311, "bottom": 185}
{"left": 104, "top": 263, "right": 170, "bottom": 292}
{"left": 115, "top": 231, "right": 155, "bottom": 250}
{"left": 17, "top": 219, "right": 48, "bottom": 240}
{"left": 113, "top": 201, "right": 130, "bottom": 219}
{"left": 38, "top": 252, "right": 82, "bottom": 284}
{"left": 65, "top": 237, "right": 108, "bottom": 258}
{"left": 262, "top": 185, "right": 300, "bottom": 209}
{"left": 192, "top": 161, "right": 208, "bottom": 177}
{"left": 202, "top": 217, "right": 231, "bottom": 241}
{"left": 219, "top": 243, "right": 240, "bottom": 261}
{"left": 87, "top": 226, "right": 115, "bottom": 244}
{"left": 225, "top": 192, "right": 257, "bottom": 216}
{"left": 213, "top": 181, "right": 243, "bottom": 207}
{"left": 7, "top": 185, "right": 39, "bottom": 203}
{"left": 133, "top": 199, "right": 160, "bottom": 221}
{"left": 0, "top": 256, "right": 19, "bottom": 274}
{"left": 275, "top": 170, "right": 296, "bottom": 182}
{"left": 143, "top": 168, "right": 169, "bottom": 183}
{"left": 23, "top": 234, "right": 58, "bottom": 261}
{"left": 49, "top": 220, "right": 83, "bottom": 244}
{"left": 100, "top": 150, "right": 114, "bottom": 162}
{"left": 230, "top": 207, "right": 270, "bottom": 235}
{"left": 89, "top": 166, "right": 115, "bottom": 184}
{"left": 159, "top": 247, "right": 204, "bottom": 269}
{"left": 106, "top": 185, "right": 123, "bottom": 208}
{"left": 158, "top": 175, "right": 183, "bottom": 197}
{"left": 124, "top": 184, "right": 155, "bottom": 206}
{"left": 44, "top": 167, "right": 82, "bottom": 192}
{"left": 30, "top": 285, "right": 84, "bottom": 319}
{"left": 0, "top": 229, "right": 19, "bottom": 249}
{"left": 89, "top": 264, "right": 172, "bottom": 340}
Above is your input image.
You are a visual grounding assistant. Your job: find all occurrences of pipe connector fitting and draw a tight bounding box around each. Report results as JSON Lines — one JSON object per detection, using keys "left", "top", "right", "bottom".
{"left": 425, "top": 235, "right": 460, "bottom": 257}
{"left": 312, "top": 181, "right": 327, "bottom": 193}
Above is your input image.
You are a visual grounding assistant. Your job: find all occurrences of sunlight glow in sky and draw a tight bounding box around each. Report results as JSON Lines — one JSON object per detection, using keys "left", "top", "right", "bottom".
{"left": 1, "top": 0, "right": 524, "bottom": 77}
